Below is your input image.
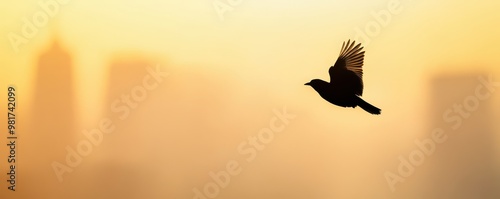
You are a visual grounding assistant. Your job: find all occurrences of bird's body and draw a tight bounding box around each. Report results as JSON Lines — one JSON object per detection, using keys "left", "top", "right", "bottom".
{"left": 308, "top": 79, "right": 357, "bottom": 108}
{"left": 305, "top": 40, "right": 381, "bottom": 115}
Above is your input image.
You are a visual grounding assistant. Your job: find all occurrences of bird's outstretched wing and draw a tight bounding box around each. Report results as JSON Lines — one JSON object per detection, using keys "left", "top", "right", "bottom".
{"left": 329, "top": 40, "right": 365, "bottom": 96}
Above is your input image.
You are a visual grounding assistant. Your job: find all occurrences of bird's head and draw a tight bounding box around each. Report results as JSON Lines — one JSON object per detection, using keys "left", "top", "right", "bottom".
{"left": 304, "top": 79, "right": 325, "bottom": 87}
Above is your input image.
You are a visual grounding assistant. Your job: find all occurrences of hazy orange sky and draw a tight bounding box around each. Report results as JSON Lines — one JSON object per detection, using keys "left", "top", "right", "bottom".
{"left": 0, "top": 1, "right": 500, "bottom": 198}
{"left": 1, "top": 0, "right": 499, "bottom": 122}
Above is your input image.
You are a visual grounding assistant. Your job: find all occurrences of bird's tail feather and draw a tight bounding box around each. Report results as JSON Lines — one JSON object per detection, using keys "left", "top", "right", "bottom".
{"left": 356, "top": 96, "right": 381, "bottom": 115}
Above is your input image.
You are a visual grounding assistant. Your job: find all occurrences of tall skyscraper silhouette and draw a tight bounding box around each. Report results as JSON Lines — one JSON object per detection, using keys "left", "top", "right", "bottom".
{"left": 23, "top": 37, "right": 77, "bottom": 198}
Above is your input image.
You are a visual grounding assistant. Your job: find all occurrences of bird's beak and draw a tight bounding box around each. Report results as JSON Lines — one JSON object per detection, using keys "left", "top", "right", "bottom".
{"left": 304, "top": 82, "right": 310, "bottom": 86}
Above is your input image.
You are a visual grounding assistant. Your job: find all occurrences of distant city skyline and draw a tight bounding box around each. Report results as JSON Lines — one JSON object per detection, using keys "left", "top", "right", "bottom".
{"left": 1, "top": 1, "right": 499, "bottom": 198}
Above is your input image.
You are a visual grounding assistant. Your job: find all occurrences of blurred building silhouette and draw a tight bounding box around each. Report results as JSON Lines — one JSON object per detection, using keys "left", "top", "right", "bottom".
{"left": 102, "top": 57, "right": 157, "bottom": 157}
{"left": 424, "top": 74, "right": 499, "bottom": 199}
{"left": 23, "top": 37, "right": 77, "bottom": 198}
{"left": 30, "top": 38, "right": 76, "bottom": 161}
{"left": 73, "top": 57, "right": 162, "bottom": 199}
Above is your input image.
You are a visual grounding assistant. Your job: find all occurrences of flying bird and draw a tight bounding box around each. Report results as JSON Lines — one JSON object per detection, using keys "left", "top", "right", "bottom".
{"left": 305, "top": 40, "right": 381, "bottom": 115}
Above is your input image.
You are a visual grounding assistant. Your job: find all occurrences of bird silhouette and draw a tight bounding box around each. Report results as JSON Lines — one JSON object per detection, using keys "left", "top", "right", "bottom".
{"left": 305, "top": 40, "right": 381, "bottom": 115}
